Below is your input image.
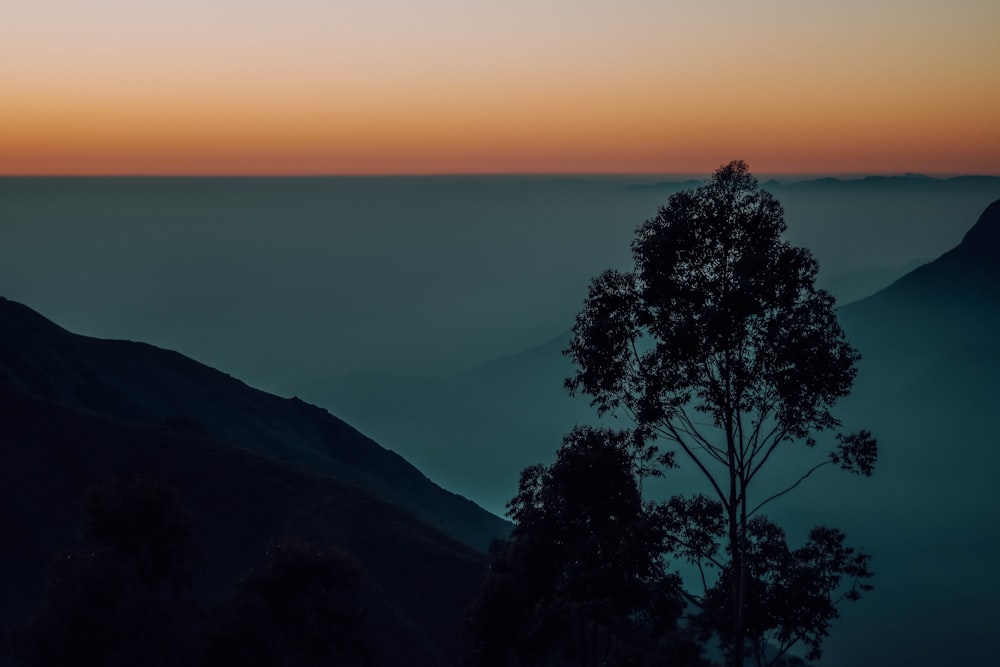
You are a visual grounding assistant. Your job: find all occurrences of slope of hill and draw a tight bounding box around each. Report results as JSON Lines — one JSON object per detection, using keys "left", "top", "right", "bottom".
{"left": 0, "top": 297, "right": 510, "bottom": 552}
{"left": 800, "top": 199, "right": 1000, "bottom": 667}
{"left": 0, "top": 380, "right": 487, "bottom": 666}
{"left": 291, "top": 331, "right": 592, "bottom": 516}
{"left": 765, "top": 174, "right": 1000, "bottom": 280}
{"left": 838, "top": 199, "right": 1000, "bottom": 394}
{"left": 817, "top": 257, "right": 929, "bottom": 305}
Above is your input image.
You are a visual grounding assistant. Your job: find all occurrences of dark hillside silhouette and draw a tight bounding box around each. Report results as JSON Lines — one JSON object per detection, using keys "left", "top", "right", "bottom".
{"left": 848, "top": 198, "right": 1000, "bottom": 300}
{"left": 0, "top": 377, "right": 487, "bottom": 666}
{"left": 837, "top": 199, "right": 1000, "bottom": 396}
{"left": 0, "top": 297, "right": 509, "bottom": 552}
{"left": 815, "top": 199, "right": 1000, "bottom": 665}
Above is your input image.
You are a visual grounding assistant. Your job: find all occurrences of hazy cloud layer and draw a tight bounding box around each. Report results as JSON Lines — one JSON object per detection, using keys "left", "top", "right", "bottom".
{"left": 3, "top": 175, "right": 998, "bottom": 393}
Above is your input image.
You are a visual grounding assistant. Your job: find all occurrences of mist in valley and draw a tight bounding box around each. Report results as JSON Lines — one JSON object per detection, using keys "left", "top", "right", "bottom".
{"left": 2, "top": 174, "right": 995, "bottom": 391}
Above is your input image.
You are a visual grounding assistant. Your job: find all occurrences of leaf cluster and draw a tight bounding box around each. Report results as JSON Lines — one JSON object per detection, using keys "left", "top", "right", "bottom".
{"left": 696, "top": 519, "right": 874, "bottom": 666}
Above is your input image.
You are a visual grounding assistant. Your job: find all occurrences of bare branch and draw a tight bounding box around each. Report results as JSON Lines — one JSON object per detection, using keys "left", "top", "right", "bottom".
{"left": 745, "top": 422, "right": 791, "bottom": 484}
{"left": 663, "top": 535, "right": 726, "bottom": 572}
{"left": 675, "top": 408, "right": 728, "bottom": 465}
{"left": 748, "top": 459, "right": 833, "bottom": 517}
{"left": 746, "top": 393, "right": 778, "bottom": 462}
{"left": 655, "top": 422, "right": 730, "bottom": 509}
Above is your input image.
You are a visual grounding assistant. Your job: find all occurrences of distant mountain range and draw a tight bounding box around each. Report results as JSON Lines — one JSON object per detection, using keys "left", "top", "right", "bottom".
{"left": 624, "top": 173, "right": 1000, "bottom": 194}
{"left": 294, "top": 198, "right": 1000, "bottom": 667}
{"left": 0, "top": 298, "right": 513, "bottom": 665}
{"left": 772, "top": 173, "right": 1000, "bottom": 192}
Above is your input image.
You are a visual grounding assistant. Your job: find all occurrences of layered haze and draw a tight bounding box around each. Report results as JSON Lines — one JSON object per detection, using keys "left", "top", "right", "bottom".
{"left": 3, "top": 175, "right": 998, "bottom": 392}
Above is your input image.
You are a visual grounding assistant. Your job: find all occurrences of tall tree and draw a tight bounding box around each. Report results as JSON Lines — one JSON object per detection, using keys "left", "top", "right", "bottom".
{"left": 565, "top": 161, "right": 876, "bottom": 666}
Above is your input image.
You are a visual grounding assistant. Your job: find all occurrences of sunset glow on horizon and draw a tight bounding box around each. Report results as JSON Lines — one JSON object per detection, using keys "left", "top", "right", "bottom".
{"left": 3, "top": 0, "right": 998, "bottom": 176}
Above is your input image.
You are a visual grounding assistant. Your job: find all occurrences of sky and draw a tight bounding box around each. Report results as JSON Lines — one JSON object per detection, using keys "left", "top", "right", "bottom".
{"left": 2, "top": 0, "right": 998, "bottom": 175}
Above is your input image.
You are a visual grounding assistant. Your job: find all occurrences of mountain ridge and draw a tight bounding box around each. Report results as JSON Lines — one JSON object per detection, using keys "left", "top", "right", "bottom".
{"left": 625, "top": 174, "right": 1000, "bottom": 194}
{"left": 0, "top": 297, "right": 510, "bottom": 552}
{"left": 837, "top": 198, "right": 1000, "bottom": 392}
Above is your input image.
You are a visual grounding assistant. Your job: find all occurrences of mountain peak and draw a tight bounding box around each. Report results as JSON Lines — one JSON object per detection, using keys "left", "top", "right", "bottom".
{"left": 0, "top": 298, "right": 510, "bottom": 551}
{"left": 840, "top": 198, "right": 1000, "bottom": 320}
{"left": 955, "top": 198, "right": 1000, "bottom": 260}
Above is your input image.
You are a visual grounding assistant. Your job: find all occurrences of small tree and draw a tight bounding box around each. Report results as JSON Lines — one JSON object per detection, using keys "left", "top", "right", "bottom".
{"left": 565, "top": 161, "right": 876, "bottom": 666}
{"left": 199, "top": 537, "right": 371, "bottom": 667}
{"left": 468, "top": 426, "right": 703, "bottom": 667}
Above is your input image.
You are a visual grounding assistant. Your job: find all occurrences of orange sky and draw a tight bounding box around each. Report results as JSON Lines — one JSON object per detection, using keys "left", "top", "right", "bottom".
{"left": 2, "top": 0, "right": 998, "bottom": 175}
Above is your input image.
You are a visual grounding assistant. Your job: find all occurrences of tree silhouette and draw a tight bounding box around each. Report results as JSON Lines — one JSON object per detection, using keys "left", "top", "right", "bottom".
{"left": 199, "top": 537, "right": 372, "bottom": 667}
{"left": 9, "top": 477, "right": 198, "bottom": 666}
{"left": 468, "top": 426, "right": 704, "bottom": 667}
{"left": 9, "top": 477, "right": 372, "bottom": 667}
{"left": 565, "top": 161, "right": 876, "bottom": 666}
{"left": 81, "top": 475, "right": 198, "bottom": 592}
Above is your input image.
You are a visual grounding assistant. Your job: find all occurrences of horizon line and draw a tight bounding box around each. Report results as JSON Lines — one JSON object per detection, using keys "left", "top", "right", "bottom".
{"left": 2, "top": 170, "right": 998, "bottom": 180}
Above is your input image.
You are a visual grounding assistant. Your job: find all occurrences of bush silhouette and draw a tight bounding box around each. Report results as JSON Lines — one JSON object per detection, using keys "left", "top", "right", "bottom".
{"left": 9, "top": 477, "right": 371, "bottom": 667}
{"left": 199, "top": 537, "right": 372, "bottom": 667}
{"left": 9, "top": 477, "right": 198, "bottom": 666}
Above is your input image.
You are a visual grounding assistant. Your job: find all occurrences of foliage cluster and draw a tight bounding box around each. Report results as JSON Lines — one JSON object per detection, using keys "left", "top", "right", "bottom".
{"left": 469, "top": 426, "right": 705, "bottom": 667}
{"left": 8, "top": 476, "right": 371, "bottom": 667}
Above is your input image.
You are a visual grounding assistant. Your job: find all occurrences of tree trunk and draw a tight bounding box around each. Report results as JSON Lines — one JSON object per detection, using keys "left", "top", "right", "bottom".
{"left": 726, "top": 410, "right": 745, "bottom": 667}
{"left": 740, "top": 469, "right": 750, "bottom": 667}
{"left": 729, "top": 488, "right": 745, "bottom": 666}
